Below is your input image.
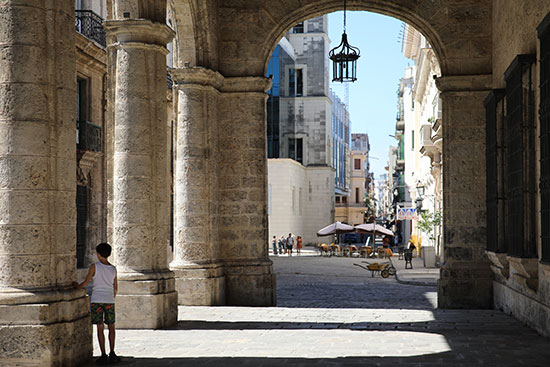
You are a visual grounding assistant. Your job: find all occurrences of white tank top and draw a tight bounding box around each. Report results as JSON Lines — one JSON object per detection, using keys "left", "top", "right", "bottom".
{"left": 90, "top": 261, "right": 117, "bottom": 304}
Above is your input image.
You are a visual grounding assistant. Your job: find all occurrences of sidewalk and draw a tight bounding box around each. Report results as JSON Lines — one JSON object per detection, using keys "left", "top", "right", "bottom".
{"left": 391, "top": 255, "right": 440, "bottom": 286}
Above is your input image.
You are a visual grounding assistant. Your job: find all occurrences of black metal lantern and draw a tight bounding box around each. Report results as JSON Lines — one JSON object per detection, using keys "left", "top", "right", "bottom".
{"left": 329, "top": 0, "right": 360, "bottom": 82}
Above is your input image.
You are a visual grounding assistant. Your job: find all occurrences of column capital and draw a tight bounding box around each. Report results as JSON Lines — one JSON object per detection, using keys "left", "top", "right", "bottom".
{"left": 221, "top": 76, "right": 272, "bottom": 94}
{"left": 104, "top": 19, "right": 175, "bottom": 46}
{"left": 435, "top": 74, "right": 492, "bottom": 93}
{"left": 170, "top": 67, "right": 225, "bottom": 90}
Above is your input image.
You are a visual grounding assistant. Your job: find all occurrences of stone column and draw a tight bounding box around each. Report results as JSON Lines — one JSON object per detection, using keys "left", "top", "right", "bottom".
{"left": 170, "top": 67, "right": 225, "bottom": 305}
{"left": 104, "top": 20, "right": 177, "bottom": 328}
{"left": 218, "top": 77, "right": 276, "bottom": 306}
{"left": 0, "top": 1, "right": 92, "bottom": 365}
{"left": 436, "top": 75, "right": 494, "bottom": 308}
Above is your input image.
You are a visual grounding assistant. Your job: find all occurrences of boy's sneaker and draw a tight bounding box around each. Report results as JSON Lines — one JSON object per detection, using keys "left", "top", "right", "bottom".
{"left": 95, "top": 354, "right": 109, "bottom": 365}
{"left": 109, "top": 351, "right": 121, "bottom": 364}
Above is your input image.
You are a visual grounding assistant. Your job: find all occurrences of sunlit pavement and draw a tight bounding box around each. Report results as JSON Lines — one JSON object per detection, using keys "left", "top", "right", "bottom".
{"left": 89, "top": 256, "right": 550, "bottom": 366}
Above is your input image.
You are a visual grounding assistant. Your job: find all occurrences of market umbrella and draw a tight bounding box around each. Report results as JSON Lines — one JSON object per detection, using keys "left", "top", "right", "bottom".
{"left": 354, "top": 223, "right": 394, "bottom": 237}
{"left": 316, "top": 221, "right": 355, "bottom": 236}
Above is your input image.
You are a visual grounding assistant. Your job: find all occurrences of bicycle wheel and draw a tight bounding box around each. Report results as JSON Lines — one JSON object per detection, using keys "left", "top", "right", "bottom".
{"left": 381, "top": 269, "right": 389, "bottom": 278}
{"left": 388, "top": 266, "right": 396, "bottom": 276}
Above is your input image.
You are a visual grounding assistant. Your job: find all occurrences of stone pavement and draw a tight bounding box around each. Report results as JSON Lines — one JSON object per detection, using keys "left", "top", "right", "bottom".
{"left": 86, "top": 255, "right": 550, "bottom": 366}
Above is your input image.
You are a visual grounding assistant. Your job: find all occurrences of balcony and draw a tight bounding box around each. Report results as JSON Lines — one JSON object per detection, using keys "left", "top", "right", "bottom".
{"left": 396, "top": 112, "right": 405, "bottom": 131}
{"left": 77, "top": 121, "right": 103, "bottom": 152}
{"left": 419, "top": 123, "right": 438, "bottom": 157}
{"left": 75, "top": 10, "right": 106, "bottom": 47}
{"left": 395, "top": 159, "right": 405, "bottom": 172}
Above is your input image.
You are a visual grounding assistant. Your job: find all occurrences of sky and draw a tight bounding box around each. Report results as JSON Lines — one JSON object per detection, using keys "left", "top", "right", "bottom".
{"left": 327, "top": 11, "right": 410, "bottom": 179}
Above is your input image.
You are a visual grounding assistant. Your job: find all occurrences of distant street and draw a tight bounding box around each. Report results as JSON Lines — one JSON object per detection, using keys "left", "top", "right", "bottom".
{"left": 83, "top": 253, "right": 550, "bottom": 366}
{"left": 273, "top": 254, "right": 437, "bottom": 309}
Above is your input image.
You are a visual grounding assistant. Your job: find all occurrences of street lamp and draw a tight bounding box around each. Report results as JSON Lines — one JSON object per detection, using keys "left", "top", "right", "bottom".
{"left": 329, "top": 0, "right": 360, "bottom": 83}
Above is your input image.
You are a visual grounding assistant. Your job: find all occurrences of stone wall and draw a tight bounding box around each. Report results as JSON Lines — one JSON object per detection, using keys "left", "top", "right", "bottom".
{"left": 489, "top": 0, "right": 550, "bottom": 337}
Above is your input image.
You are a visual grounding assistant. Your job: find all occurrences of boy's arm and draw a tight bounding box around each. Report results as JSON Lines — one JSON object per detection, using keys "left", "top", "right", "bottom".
{"left": 113, "top": 274, "right": 118, "bottom": 297}
{"left": 72, "top": 264, "right": 95, "bottom": 288}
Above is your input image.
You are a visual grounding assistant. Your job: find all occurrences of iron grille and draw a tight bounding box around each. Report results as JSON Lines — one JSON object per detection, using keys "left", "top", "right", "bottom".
{"left": 538, "top": 14, "right": 550, "bottom": 263}
{"left": 75, "top": 10, "right": 106, "bottom": 47}
{"left": 484, "top": 89, "right": 506, "bottom": 253}
{"left": 77, "top": 121, "right": 103, "bottom": 152}
{"left": 504, "top": 54, "right": 536, "bottom": 258}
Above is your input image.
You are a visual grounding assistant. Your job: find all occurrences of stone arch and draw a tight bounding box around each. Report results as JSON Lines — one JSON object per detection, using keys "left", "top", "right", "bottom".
{"left": 169, "top": 0, "right": 219, "bottom": 70}
{"left": 216, "top": 0, "right": 491, "bottom": 78}
{"left": 261, "top": 5, "right": 446, "bottom": 77}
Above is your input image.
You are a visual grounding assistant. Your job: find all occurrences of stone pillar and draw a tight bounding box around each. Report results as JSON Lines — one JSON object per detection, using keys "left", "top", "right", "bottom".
{"left": 104, "top": 19, "right": 177, "bottom": 328}
{"left": 0, "top": 1, "right": 92, "bottom": 365}
{"left": 218, "top": 77, "right": 276, "bottom": 306}
{"left": 170, "top": 67, "right": 225, "bottom": 305}
{"left": 436, "top": 75, "right": 494, "bottom": 309}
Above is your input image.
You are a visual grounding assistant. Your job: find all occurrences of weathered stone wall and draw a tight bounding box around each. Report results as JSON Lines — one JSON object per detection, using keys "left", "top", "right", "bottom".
{"left": 490, "top": 0, "right": 550, "bottom": 337}
{"left": 436, "top": 75, "right": 493, "bottom": 309}
{"left": 0, "top": 1, "right": 92, "bottom": 365}
{"left": 217, "top": 77, "right": 275, "bottom": 306}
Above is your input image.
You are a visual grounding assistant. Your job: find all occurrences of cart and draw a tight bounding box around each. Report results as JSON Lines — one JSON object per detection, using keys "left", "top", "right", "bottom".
{"left": 353, "top": 260, "right": 396, "bottom": 278}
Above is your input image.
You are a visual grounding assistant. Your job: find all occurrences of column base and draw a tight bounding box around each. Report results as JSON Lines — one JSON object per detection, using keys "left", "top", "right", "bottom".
{"left": 171, "top": 262, "right": 225, "bottom": 305}
{"left": 0, "top": 288, "right": 92, "bottom": 366}
{"left": 223, "top": 260, "right": 276, "bottom": 306}
{"left": 116, "top": 270, "right": 178, "bottom": 329}
{"left": 438, "top": 262, "right": 493, "bottom": 309}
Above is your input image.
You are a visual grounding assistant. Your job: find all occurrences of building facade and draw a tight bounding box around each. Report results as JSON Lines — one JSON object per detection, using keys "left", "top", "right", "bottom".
{"left": 399, "top": 24, "right": 443, "bottom": 258}
{"left": 335, "top": 133, "right": 370, "bottom": 225}
{"left": 266, "top": 16, "right": 350, "bottom": 245}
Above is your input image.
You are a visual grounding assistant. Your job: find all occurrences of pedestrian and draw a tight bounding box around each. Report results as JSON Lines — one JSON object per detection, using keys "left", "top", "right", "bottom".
{"left": 279, "top": 235, "right": 287, "bottom": 254}
{"left": 73, "top": 243, "right": 121, "bottom": 365}
{"left": 296, "top": 235, "right": 303, "bottom": 255}
{"left": 287, "top": 233, "right": 295, "bottom": 256}
{"left": 271, "top": 235, "right": 278, "bottom": 255}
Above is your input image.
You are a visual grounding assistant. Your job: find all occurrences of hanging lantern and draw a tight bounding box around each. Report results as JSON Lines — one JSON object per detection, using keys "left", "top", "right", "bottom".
{"left": 329, "top": 0, "right": 360, "bottom": 82}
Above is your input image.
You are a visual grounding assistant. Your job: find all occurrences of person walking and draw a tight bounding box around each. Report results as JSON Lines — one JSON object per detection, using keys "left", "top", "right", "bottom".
{"left": 287, "top": 233, "right": 295, "bottom": 256}
{"left": 296, "top": 236, "right": 303, "bottom": 255}
{"left": 271, "top": 235, "right": 278, "bottom": 255}
{"left": 279, "top": 235, "right": 287, "bottom": 254}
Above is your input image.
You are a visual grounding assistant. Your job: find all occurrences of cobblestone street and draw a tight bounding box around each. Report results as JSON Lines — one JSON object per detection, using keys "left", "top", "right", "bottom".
{"left": 88, "top": 255, "right": 550, "bottom": 366}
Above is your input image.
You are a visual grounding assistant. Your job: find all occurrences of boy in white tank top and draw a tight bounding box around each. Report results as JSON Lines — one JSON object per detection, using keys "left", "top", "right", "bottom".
{"left": 73, "top": 243, "right": 120, "bottom": 365}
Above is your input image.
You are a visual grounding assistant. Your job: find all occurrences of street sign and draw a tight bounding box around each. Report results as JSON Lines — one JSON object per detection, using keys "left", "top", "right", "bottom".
{"left": 397, "top": 207, "right": 418, "bottom": 220}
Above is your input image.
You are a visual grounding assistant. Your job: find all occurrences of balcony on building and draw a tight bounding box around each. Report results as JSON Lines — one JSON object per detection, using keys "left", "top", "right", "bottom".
{"left": 75, "top": 10, "right": 106, "bottom": 48}
{"left": 396, "top": 111, "right": 405, "bottom": 131}
{"left": 77, "top": 121, "right": 103, "bottom": 153}
{"left": 419, "top": 122, "right": 438, "bottom": 157}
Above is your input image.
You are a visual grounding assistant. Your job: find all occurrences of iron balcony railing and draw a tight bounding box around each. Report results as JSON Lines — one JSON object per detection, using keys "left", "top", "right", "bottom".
{"left": 77, "top": 121, "right": 103, "bottom": 152}
{"left": 75, "top": 10, "right": 106, "bottom": 47}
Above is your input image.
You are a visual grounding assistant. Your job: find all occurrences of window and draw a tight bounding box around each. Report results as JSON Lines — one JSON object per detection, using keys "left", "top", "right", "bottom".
{"left": 355, "top": 187, "right": 360, "bottom": 204}
{"left": 354, "top": 158, "right": 361, "bottom": 170}
{"left": 335, "top": 196, "right": 340, "bottom": 203}
{"left": 342, "top": 196, "right": 347, "bottom": 204}
{"left": 483, "top": 89, "right": 506, "bottom": 253}
{"left": 288, "top": 68, "right": 304, "bottom": 97}
{"left": 293, "top": 22, "right": 304, "bottom": 33}
{"left": 289, "top": 138, "right": 303, "bottom": 164}
{"left": 504, "top": 54, "right": 536, "bottom": 258}
{"left": 291, "top": 186, "right": 296, "bottom": 213}
{"left": 411, "top": 130, "right": 415, "bottom": 150}
{"left": 538, "top": 14, "right": 550, "bottom": 263}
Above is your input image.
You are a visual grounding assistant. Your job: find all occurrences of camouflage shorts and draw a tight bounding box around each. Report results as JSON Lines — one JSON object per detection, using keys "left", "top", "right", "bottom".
{"left": 91, "top": 303, "right": 116, "bottom": 325}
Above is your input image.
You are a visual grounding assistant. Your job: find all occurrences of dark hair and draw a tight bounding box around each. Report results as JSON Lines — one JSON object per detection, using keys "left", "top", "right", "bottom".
{"left": 96, "top": 243, "right": 112, "bottom": 258}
